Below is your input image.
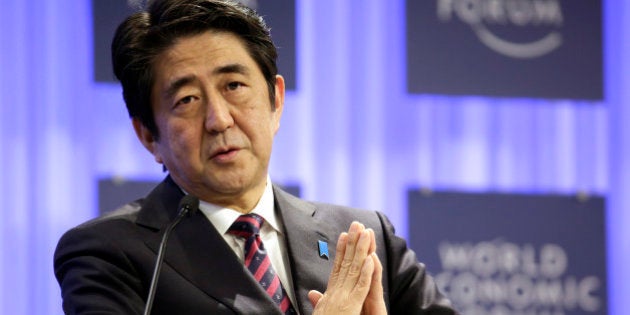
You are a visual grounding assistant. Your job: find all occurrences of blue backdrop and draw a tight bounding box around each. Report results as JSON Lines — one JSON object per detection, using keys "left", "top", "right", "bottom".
{"left": 0, "top": 1, "right": 627, "bottom": 314}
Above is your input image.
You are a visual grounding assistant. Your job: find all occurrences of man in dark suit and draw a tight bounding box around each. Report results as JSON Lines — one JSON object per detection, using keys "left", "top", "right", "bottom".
{"left": 54, "top": 0, "right": 457, "bottom": 314}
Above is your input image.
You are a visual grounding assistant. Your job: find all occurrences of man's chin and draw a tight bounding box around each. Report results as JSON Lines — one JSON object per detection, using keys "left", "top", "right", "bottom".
{"left": 206, "top": 177, "right": 251, "bottom": 196}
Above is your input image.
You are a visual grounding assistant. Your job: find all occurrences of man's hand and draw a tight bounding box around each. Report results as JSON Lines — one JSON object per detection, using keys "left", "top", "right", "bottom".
{"left": 308, "top": 222, "right": 387, "bottom": 315}
{"left": 362, "top": 251, "right": 386, "bottom": 315}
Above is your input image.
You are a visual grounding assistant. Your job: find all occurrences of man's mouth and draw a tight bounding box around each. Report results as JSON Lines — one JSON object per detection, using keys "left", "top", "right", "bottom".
{"left": 210, "top": 147, "right": 240, "bottom": 162}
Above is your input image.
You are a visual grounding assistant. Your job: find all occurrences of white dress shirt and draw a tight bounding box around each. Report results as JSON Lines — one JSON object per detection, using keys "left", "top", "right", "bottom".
{"left": 197, "top": 177, "right": 299, "bottom": 310}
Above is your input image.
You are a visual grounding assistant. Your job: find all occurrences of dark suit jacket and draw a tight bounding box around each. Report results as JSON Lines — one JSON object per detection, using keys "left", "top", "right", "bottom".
{"left": 54, "top": 176, "right": 457, "bottom": 314}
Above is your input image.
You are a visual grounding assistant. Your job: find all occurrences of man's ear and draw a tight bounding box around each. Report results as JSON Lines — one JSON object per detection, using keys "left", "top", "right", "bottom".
{"left": 272, "top": 75, "right": 285, "bottom": 134}
{"left": 132, "top": 118, "right": 163, "bottom": 164}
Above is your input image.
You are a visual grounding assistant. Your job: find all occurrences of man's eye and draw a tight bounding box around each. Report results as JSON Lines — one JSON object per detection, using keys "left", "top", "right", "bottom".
{"left": 227, "top": 82, "right": 243, "bottom": 90}
{"left": 176, "top": 95, "right": 195, "bottom": 105}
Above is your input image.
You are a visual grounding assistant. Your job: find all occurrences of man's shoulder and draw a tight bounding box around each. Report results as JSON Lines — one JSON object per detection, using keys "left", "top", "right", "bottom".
{"left": 65, "top": 175, "right": 175, "bottom": 234}
{"left": 278, "top": 190, "right": 385, "bottom": 231}
{"left": 311, "top": 200, "right": 377, "bottom": 216}
{"left": 273, "top": 182, "right": 377, "bottom": 211}
{"left": 53, "top": 199, "right": 152, "bottom": 266}
{"left": 316, "top": 202, "right": 387, "bottom": 232}
{"left": 55, "top": 199, "right": 147, "bottom": 254}
{"left": 74, "top": 199, "right": 144, "bottom": 230}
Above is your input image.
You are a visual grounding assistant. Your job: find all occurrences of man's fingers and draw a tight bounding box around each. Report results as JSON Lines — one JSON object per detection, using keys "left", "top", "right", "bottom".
{"left": 362, "top": 253, "right": 388, "bottom": 315}
{"left": 369, "top": 253, "right": 383, "bottom": 295}
{"left": 337, "top": 222, "right": 363, "bottom": 285}
{"left": 368, "top": 228, "right": 376, "bottom": 255}
{"left": 328, "top": 232, "right": 348, "bottom": 289}
{"left": 351, "top": 250, "right": 375, "bottom": 299}
{"left": 310, "top": 222, "right": 386, "bottom": 315}
{"left": 308, "top": 290, "right": 324, "bottom": 307}
{"left": 340, "top": 227, "right": 372, "bottom": 292}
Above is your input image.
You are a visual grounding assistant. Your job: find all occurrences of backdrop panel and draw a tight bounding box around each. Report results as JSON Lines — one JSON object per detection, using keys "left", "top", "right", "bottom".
{"left": 406, "top": 0, "right": 603, "bottom": 99}
{"left": 408, "top": 190, "right": 606, "bottom": 315}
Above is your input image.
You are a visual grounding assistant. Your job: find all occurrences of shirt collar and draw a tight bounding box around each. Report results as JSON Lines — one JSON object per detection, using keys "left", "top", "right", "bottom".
{"left": 197, "top": 176, "right": 279, "bottom": 235}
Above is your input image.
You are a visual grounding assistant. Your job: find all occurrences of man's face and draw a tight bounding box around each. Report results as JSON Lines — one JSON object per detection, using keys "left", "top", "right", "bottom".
{"left": 134, "top": 30, "right": 284, "bottom": 212}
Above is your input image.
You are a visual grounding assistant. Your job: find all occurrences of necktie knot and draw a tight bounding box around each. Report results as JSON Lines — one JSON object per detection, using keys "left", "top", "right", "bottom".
{"left": 228, "top": 213, "right": 264, "bottom": 239}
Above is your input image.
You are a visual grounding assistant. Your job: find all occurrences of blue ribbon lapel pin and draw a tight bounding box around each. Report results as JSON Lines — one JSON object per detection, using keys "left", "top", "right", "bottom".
{"left": 317, "top": 240, "right": 329, "bottom": 260}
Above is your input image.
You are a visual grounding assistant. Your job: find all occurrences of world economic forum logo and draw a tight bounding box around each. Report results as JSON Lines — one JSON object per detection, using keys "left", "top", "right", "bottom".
{"left": 436, "top": 240, "right": 603, "bottom": 314}
{"left": 436, "top": 0, "right": 564, "bottom": 59}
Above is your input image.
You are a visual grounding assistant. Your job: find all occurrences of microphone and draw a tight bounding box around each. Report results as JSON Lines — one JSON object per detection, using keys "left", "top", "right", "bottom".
{"left": 143, "top": 195, "right": 199, "bottom": 315}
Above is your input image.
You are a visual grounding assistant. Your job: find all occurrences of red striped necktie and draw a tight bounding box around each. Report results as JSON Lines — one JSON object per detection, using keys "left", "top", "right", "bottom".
{"left": 228, "top": 213, "right": 297, "bottom": 315}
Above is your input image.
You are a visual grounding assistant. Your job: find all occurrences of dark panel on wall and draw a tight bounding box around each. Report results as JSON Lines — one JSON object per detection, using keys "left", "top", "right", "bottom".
{"left": 253, "top": 0, "right": 297, "bottom": 90}
{"left": 92, "top": 0, "right": 297, "bottom": 89}
{"left": 91, "top": 0, "right": 136, "bottom": 82}
{"left": 406, "top": 0, "right": 603, "bottom": 99}
{"left": 408, "top": 190, "right": 606, "bottom": 314}
{"left": 98, "top": 178, "right": 158, "bottom": 214}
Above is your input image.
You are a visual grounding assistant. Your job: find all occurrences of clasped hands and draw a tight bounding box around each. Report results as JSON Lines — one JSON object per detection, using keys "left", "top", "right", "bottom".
{"left": 308, "top": 222, "right": 387, "bottom": 315}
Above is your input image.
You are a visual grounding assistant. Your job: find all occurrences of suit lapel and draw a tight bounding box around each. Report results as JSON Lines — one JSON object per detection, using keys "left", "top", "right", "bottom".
{"left": 164, "top": 212, "right": 280, "bottom": 314}
{"left": 273, "top": 186, "right": 337, "bottom": 315}
{"left": 138, "top": 177, "right": 281, "bottom": 314}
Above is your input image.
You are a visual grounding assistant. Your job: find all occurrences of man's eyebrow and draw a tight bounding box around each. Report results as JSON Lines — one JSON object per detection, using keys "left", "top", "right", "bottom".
{"left": 213, "top": 63, "right": 250, "bottom": 76}
{"left": 163, "top": 75, "right": 196, "bottom": 99}
{"left": 162, "top": 64, "right": 249, "bottom": 98}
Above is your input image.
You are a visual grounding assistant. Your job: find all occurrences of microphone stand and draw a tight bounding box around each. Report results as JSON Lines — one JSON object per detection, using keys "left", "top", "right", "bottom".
{"left": 143, "top": 195, "right": 198, "bottom": 315}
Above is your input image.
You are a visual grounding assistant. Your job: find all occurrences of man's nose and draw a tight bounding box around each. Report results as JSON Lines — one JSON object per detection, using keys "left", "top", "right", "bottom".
{"left": 204, "top": 96, "right": 234, "bottom": 133}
